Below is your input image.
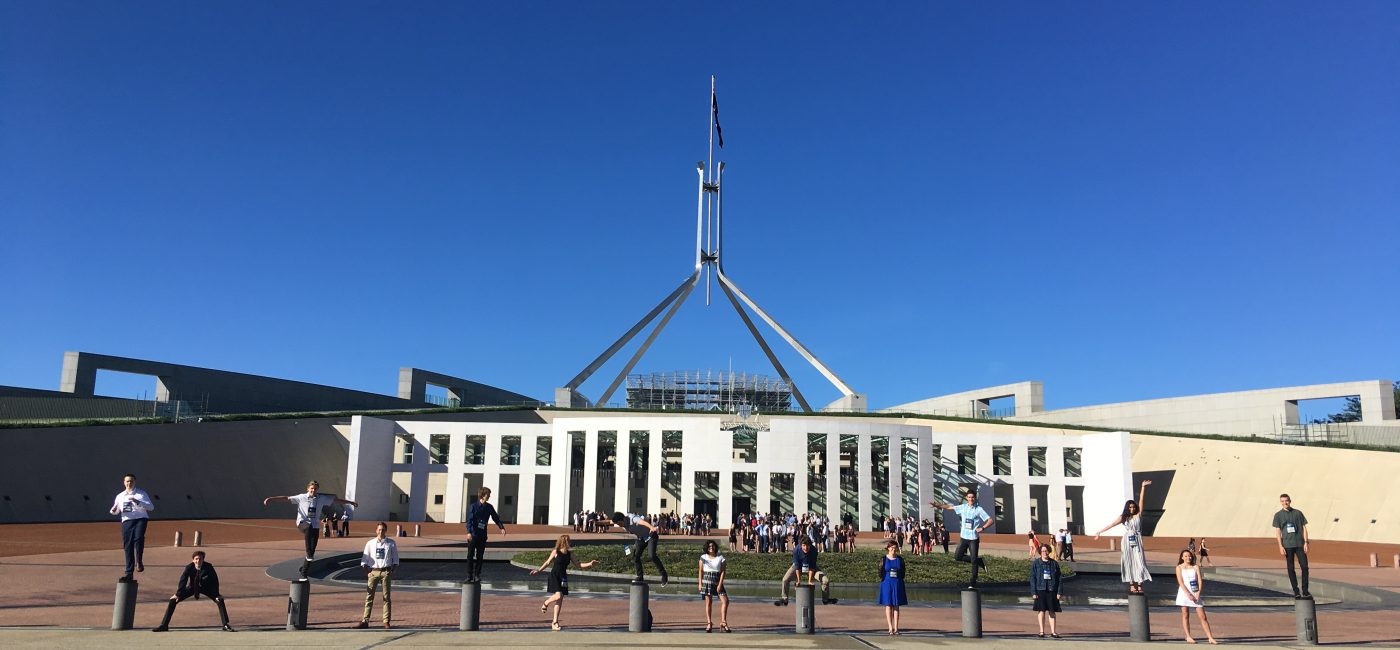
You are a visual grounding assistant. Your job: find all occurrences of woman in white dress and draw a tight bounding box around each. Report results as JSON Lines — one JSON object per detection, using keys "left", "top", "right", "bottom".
{"left": 1094, "top": 479, "right": 1153, "bottom": 593}
{"left": 1175, "top": 549, "right": 1218, "bottom": 644}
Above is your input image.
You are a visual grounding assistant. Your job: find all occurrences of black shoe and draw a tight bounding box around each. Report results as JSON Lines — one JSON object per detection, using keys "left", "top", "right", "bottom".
{"left": 152, "top": 626, "right": 168, "bottom": 632}
{"left": 774, "top": 598, "right": 788, "bottom": 606}
{"left": 822, "top": 597, "right": 838, "bottom": 605}
{"left": 661, "top": 575, "right": 669, "bottom": 587}
{"left": 137, "top": 562, "right": 144, "bottom": 572}
{"left": 1302, "top": 591, "right": 1312, "bottom": 598}
{"left": 222, "top": 625, "right": 235, "bottom": 632}
{"left": 299, "top": 561, "right": 309, "bottom": 578}
{"left": 122, "top": 572, "right": 134, "bottom": 581}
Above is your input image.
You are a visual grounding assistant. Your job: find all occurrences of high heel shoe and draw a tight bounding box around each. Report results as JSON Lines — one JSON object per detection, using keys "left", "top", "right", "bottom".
{"left": 540, "top": 604, "right": 548, "bottom": 613}
{"left": 705, "top": 622, "right": 712, "bottom": 632}
{"left": 551, "top": 622, "right": 561, "bottom": 631}
{"left": 721, "top": 622, "right": 731, "bottom": 632}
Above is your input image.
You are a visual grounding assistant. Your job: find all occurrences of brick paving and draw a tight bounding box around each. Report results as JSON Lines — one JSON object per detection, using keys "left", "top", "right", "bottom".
{"left": 2, "top": 521, "right": 1400, "bottom": 646}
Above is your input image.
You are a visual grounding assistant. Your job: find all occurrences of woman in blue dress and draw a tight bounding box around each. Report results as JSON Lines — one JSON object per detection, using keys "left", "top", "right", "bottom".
{"left": 877, "top": 540, "right": 908, "bottom": 635}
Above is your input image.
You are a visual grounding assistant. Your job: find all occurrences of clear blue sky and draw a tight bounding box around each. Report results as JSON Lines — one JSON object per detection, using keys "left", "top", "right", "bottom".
{"left": 2, "top": 2, "right": 1397, "bottom": 414}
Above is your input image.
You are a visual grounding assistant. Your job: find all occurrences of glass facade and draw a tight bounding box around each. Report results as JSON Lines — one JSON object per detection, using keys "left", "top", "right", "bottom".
{"left": 839, "top": 435, "right": 859, "bottom": 526}
{"left": 500, "top": 435, "right": 521, "bottom": 465}
{"left": 992, "top": 446, "right": 1011, "bottom": 475}
{"left": 870, "top": 436, "right": 889, "bottom": 528}
{"left": 535, "top": 437, "right": 551, "bottom": 466}
{"left": 807, "top": 433, "right": 827, "bottom": 516}
{"left": 901, "top": 437, "right": 919, "bottom": 517}
{"left": 1063, "top": 447, "right": 1082, "bottom": 477}
{"left": 465, "top": 435, "right": 486, "bottom": 465}
{"left": 1028, "top": 447, "right": 1047, "bottom": 477}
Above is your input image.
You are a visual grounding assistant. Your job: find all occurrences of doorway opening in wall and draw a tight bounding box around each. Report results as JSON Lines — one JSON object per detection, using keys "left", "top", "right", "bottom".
{"left": 533, "top": 475, "right": 550, "bottom": 524}
{"left": 1029, "top": 484, "right": 1049, "bottom": 534}
{"left": 93, "top": 369, "right": 157, "bottom": 400}
{"left": 1288, "top": 395, "right": 1355, "bottom": 425}
{"left": 423, "top": 383, "right": 452, "bottom": 407}
{"left": 733, "top": 472, "right": 756, "bottom": 518}
{"left": 390, "top": 472, "right": 412, "bottom": 522}
{"left": 977, "top": 395, "right": 1016, "bottom": 419}
{"left": 695, "top": 471, "right": 719, "bottom": 522}
{"left": 993, "top": 482, "right": 1015, "bottom": 533}
{"left": 1065, "top": 486, "right": 1085, "bottom": 535}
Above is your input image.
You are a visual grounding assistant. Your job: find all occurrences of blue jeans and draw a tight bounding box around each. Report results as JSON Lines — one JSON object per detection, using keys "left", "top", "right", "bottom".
{"left": 121, "top": 518, "right": 148, "bottom": 574}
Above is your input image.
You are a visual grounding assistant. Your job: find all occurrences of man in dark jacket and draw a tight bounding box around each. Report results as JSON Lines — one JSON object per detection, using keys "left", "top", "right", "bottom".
{"left": 465, "top": 486, "right": 507, "bottom": 583}
{"left": 153, "top": 551, "right": 233, "bottom": 632}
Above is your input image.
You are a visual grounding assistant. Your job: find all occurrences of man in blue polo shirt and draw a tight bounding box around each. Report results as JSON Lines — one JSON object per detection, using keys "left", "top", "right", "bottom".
{"left": 930, "top": 489, "right": 992, "bottom": 587}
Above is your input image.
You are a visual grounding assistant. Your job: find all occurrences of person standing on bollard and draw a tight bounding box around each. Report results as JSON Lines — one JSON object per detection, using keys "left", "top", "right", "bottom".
{"left": 1030, "top": 543, "right": 1062, "bottom": 638}
{"left": 263, "top": 480, "right": 357, "bottom": 579}
{"left": 530, "top": 534, "right": 598, "bottom": 631}
{"left": 930, "top": 490, "right": 992, "bottom": 588}
{"left": 354, "top": 522, "right": 398, "bottom": 630}
{"left": 152, "top": 550, "right": 234, "bottom": 632}
{"left": 1175, "top": 549, "right": 1219, "bottom": 644}
{"left": 1273, "top": 493, "right": 1311, "bottom": 598}
{"left": 615, "top": 511, "right": 668, "bottom": 586}
{"left": 776, "top": 537, "right": 837, "bottom": 605}
{"left": 878, "top": 540, "right": 907, "bottom": 635}
{"left": 1094, "top": 479, "right": 1153, "bottom": 594}
{"left": 465, "top": 487, "right": 507, "bottom": 583}
{"left": 339, "top": 503, "right": 354, "bottom": 538}
{"left": 698, "top": 540, "right": 731, "bottom": 632}
{"left": 110, "top": 473, "right": 155, "bottom": 580}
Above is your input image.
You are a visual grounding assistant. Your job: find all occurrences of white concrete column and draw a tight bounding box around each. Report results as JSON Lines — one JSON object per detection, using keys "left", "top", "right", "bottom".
{"left": 517, "top": 465, "right": 536, "bottom": 525}
{"left": 648, "top": 430, "right": 663, "bottom": 514}
{"left": 550, "top": 431, "right": 571, "bottom": 525}
{"left": 718, "top": 470, "right": 733, "bottom": 528}
{"left": 582, "top": 430, "right": 598, "bottom": 512}
{"left": 795, "top": 436, "right": 810, "bottom": 515}
{"left": 681, "top": 454, "right": 696, "bottom": 523}
{"left": 826, "top": 433, "right": 841, "bottom": 520}
{"left": 1010, "top": 444, "right": 1030, "bottom": 535}
{"left": 614, "top": 430, "right": 631, "bottom": 514}
{"left": 757, "top": 469, "right": 772, "bottom": 516}
{"left": 444, "top": 432, "right": 467, "bottom": 524}
{"left": 857, "top": 434, "right": 873, "bottom": 531}
{"left": 408, "top": 435, "right": 430, "bottom": 522}
{"left": 888, "top": 435, "right": 903, "bottom": 519}
{"left": 918, "top": 431, "right": 935, "bottom": 521}
{"left": 346, "top": 416, "right": 397, "bottom": 521}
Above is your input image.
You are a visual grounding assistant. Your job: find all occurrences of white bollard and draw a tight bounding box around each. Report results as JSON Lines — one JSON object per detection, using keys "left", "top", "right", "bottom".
{"left": 193, "top": 530, "right": 203, "bottom": 547}
{"left": 173, "top": 531, "right": 183, "bottom": 547}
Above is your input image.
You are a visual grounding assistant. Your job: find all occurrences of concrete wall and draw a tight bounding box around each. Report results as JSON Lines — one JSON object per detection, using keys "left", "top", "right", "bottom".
{"left": 0, "top": 417, "right": 350, "bottom": 523}
{"left": 54, "top": 352, "right": 537, "bottom": 415}
{"left": 1131, "top": 434, "right": 1400, "bottom": 543}
{"left": 889, "top": 381, "right": 1044, "bottom": 418}
{"left": 1013, "top": 380, "right": 1397, "bottom": 437}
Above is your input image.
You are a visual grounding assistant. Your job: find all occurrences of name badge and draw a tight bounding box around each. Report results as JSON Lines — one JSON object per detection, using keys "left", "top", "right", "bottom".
{"left": 1128, "top": 535, "right": 1140, "bottom": 548}
{"left": 122, "top": 501, "right": 134, "bottom": 513}
{"left": 375, "top": 548, "right": 386, "bottom": 559}
{"left": 963, "top": 521, "right": 974, "bottom": 529}
{"left": 1043, "top": 571, "right": 1052, "bottom": 580}
{"left": 1189, "top": 578, "right": 1199, "bottom": 591}
{"left": 1285, "top": 524, "right": 1297, "bottom": 534}
{"left": 475, "top": 522, "right": 487, "bottom": 530}
{"left": 801, "top": 564, "right": 810, "bottom": 572}
{"left": 888, "top": 569, "right": 899, "bottom": 578}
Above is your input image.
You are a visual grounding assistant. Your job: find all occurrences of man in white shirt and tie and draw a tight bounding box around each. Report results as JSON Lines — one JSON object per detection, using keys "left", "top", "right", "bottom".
{"left": 110, "top": 473, "right": 155, "bottom": 580}
{"left": 355, "top": 522, "right": 399, "bottom": 629}
{"left": 263, "top": 480, "right": 357, "bottom": 578}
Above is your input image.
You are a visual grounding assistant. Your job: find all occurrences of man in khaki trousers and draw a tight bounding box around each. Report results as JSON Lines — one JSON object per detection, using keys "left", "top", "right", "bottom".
{"left": 355, "top": 522, "right": 399, "bottom": 629}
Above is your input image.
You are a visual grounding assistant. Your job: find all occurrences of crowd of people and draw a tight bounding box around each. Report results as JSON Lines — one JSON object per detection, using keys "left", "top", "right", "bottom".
{"left": 107, "top": 473, "right": 1314, "bottom": 642}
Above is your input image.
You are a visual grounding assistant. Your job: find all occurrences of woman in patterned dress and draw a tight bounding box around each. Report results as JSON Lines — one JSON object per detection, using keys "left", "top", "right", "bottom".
{"left": 1094, "top": 479, "right": 1154, "bottom": 593}
{"left": 698, "top": 540, "right": 731, "bottom": 632}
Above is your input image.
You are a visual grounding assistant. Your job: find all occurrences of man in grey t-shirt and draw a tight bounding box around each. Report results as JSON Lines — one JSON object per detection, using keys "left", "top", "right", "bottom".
{"left": 1272, "top": 493, "right": 1310, "bottom": 598}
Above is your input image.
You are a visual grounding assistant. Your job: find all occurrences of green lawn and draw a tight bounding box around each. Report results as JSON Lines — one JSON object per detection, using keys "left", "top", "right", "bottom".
{"left": 513, "top": 544, "right": 1070, "bottom": 585}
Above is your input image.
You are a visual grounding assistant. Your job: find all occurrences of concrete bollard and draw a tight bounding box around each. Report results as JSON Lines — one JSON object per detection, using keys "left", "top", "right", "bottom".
{"left": 961, "top": 587, "right": 982, "bottom": 638}
{"left": 1128, "top": 591, "right": 1151, "bottom": 642}
{"left": 628, "top": 581, "right": 651, "bottom": 632}
{"left": 794, "top": 584, "right": 815, "bottom": 634}
{"left": 111, "top": 578, "right": 137, "bottom": 630}
{"left": 1109, "top": 538, "right": 1117, "bottom": 551}
{"left": 173, "top": 530, "right": 183, "bottom": 547}
{"left": 287, "top": 580, "right": 310, "bottom": 630}
{"left": 193, "top": 530, "right": 203, "bottom": 547}
{"left": 1370, "top": 553, "right": 1379, "bottom": 568}
{"left": 459, "top": 581, "right": 480, "bottom": 630}
{"left": 396, "top": 525, "right": 405, "bottom": 537}
{"left": 1393, "top": 554, "right": 1399, "bottom": 569}
{"left": 1295, "top": 596, "right": 1319, "bottom": 645}
{"left": 415, "top": 524, "right": 422, "bottom": 537}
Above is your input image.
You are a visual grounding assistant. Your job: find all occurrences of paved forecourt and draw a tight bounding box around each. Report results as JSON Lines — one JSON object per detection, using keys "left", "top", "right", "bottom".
{"left": 3, "top": 520, "right": 1400, "bottom": 646}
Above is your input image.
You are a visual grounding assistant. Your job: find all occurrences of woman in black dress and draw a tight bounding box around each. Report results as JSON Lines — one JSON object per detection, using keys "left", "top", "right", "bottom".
{"left": 529, "top": 535, "right": 598, "bottom": 631}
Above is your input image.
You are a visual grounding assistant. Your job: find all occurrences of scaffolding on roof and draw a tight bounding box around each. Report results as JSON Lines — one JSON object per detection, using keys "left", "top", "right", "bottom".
{"left": 625, "top": 370, "right": 792, "bottom": 413}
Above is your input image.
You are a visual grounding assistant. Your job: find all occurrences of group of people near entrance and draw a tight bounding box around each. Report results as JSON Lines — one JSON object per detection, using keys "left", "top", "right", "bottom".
{"left": 111, "top": 474, "right": 1316, "bottom": 639}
